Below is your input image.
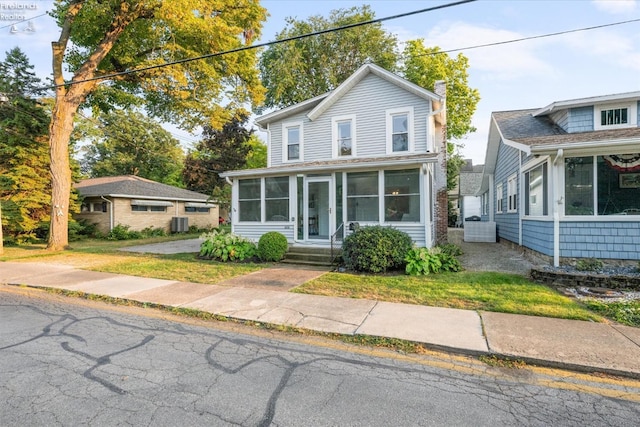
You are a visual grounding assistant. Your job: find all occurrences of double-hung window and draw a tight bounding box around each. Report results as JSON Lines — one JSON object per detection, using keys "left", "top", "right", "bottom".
{"left": 283, "top": 122, "right": 302, "bottom": 161}
{"left": 524, "top": 163, "right": 548, "bottom": 216}
{"left": 496, "top": 183, "right": 504, "bottom": 214}
{"left": 507, "top": 174, "right": 517, "bottom": 212}
{"left": 332, "top": 115, "right": 356, "bottom": 157}
{"left": 384, "top": 169, "right": 420, "bottom": 222}
{"left": 386, "top": 107, "right": 414, "bottom": 153}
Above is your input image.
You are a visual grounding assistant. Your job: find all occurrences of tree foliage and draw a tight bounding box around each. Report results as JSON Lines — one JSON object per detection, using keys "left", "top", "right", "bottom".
{"left": 76, "top": 109, "right": 185, "bottom": 186}
{"left": 183, "top": 111, "right": 254, "bottom": 194}
{"left": 47, "top": 0, "right": 267, "bottom": 250}
{"left": 259, "top": 5, "right": 398, "bottom": 109}
{"left": 0, "top": 47, "right": 52, "bottom": 243}
{"left": 401, "top": 40, "right": 480, "bottom": 140}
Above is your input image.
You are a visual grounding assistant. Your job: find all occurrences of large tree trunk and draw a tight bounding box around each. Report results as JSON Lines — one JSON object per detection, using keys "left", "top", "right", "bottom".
{"left": 46, "top": 96, "right": 78, "bottom": 251}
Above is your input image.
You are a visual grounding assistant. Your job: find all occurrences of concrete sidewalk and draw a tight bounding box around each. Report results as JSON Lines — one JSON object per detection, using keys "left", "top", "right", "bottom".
{"left": 2, "top": 261, "right": 640, "bottom": 378}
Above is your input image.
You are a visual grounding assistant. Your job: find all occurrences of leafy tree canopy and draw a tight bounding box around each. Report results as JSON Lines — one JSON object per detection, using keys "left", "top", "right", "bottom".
{"left": 47, "top": 0, "right": 267, "bottom": 250}
{"left": 259, "top": 5, "right": 398, "bottom": 109}
{"left": 183, "top": 111, "right": 254, "bottom": 194}
{"left": 0, "top": 47, "right": 52, "bottom": 243}
{"left": 401, "top": 40, "right": 481, "bottom": 140}
{"left": 75, "top": 109, "right": 185, "bottom": 186}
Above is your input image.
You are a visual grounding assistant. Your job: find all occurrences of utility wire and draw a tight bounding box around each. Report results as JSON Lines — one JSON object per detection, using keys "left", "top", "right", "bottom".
{"left": 414, "top": 17, "right": 640, "bottom": 57}
{"left": 46, "top": 0, "right": 477, "bottom": 90}
{"left": 0, "top": 13, "right": 49, "bottom": 30}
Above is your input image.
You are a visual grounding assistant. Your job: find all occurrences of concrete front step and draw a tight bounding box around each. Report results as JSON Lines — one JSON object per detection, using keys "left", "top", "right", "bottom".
{"left": 283, "top": 247, "right": 341, "bottom": 266}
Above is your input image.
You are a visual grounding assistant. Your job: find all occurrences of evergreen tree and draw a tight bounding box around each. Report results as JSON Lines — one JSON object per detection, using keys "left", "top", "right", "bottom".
{"left": 0, "top": 47, "right": 51, "bottom": 244}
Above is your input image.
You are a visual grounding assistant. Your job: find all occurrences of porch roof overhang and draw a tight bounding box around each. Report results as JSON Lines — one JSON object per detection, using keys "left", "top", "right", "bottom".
{"left": 220, "top": 153, "right": 438, "bottom": 179}
{"left": 529, "top": 136, "right": 640, "bottom": 157}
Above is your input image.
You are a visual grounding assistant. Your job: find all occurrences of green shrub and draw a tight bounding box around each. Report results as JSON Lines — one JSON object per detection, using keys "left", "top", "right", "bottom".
{"left": 405, "top": 246, "right": 463, "bottom": 275}
{"left": 438, "top": 243, "right": 463, "bottom": 257}
{"left": 199, "top": 229, "right": 256, "bottom": 262}
{"left": 106, "top": 224, "right": 142, "bottom": 240}
{"left": 140, "top": 226, "right": 167, "bottom": 237}
{"left": 342, "top": 226, "right": 412, "bottom": 273}
{"left": 257, "top": 231, "right": 288, "bottom": 262}
{"left": 575, "top": 257, "right": 604, "bottom": 272}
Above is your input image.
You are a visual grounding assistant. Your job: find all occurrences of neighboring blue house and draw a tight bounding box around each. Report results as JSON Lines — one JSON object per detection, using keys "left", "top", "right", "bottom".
{"left": 479, "top": 91, "right": 640, "bottom": 266}
{"left": 221, "top": 63, "right": 449, "bottom": 248}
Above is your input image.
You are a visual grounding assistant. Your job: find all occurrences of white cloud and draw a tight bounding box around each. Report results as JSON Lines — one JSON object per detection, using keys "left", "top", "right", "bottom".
{"left": 561, "top": 27, "right": 640, "bottom": 71}
{"left": 592, "top": 0, "right": 637, "bottom": 14}
{"left": 422, "top": 22, "right": 556, "bottom": 80}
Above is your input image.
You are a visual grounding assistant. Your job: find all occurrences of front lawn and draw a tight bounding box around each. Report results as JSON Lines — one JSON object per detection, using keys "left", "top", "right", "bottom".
{"left": 293, "top": 271, "right": 602, "bottom": 322}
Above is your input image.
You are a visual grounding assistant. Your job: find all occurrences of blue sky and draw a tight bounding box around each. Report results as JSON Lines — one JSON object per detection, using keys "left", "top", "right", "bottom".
{"left": 4, "top": 0, "right": 640, "bottom": 164}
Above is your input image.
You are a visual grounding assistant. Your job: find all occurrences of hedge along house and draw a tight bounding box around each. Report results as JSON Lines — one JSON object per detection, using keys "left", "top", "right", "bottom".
{"left": 221, "top": 63, "right": 448, "bottom": 249}
{"left": 75, "top": 175, "right": 219, "bottom": 234}
{"left": 478, "top": 91, "right": 640, "bottom": 266}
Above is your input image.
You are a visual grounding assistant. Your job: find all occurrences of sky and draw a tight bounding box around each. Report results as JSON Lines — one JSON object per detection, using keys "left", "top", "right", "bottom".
{"left": 2, "top": 0, "right": 640, "bottom": 165}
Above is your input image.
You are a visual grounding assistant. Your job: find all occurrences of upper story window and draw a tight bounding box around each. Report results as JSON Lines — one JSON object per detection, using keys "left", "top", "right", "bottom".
{"left": 496, "top": 183, "right": 504, "bottom": 214}
{"left": 282, "top": 122, "right": 303, "bottom": 161}
{"left": 386, "top": 107, "right": 414, "bottom": 154}
{"left": 332, "top": 115, "right": 356, "bottom": 158}
{"left": 594, "top": 103, "right": 637, "bottom": 130}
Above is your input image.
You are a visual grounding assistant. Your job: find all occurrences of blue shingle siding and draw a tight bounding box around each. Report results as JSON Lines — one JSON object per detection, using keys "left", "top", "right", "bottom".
{"left": 637, "top": 101, "right": 640, "bottom": 126}
{"left": 550, "top": 110, "right": 568, "bottom": 132}
{"left": 493, "top": 141, "right": 521, "bottom": 243}
{"left": 560, "top": 221, "right": 640, "bottom": 260}
{"left": 522, "top": 220, "right": 553, "bottom": 256}
{"left": 567, "top": 106, "right": 594, "bottom": 133}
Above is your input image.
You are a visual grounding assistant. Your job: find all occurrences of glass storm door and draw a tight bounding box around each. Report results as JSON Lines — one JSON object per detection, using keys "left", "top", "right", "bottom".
{"left": 306, "top": 179, "right": 331, "bottom": 241}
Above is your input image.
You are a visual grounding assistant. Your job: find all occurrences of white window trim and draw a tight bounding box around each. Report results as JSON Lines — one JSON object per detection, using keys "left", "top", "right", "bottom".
{"left": 594, "top": 103, "right": 637, "bottom": 131}
{"left": 331, "top": 114, "right": 356, "bottom": 158}
{"left": 386, "top": 106, "right": 414, "bottom": 154}
{"left": 282, "top": 121, "right": 303, "bottom": 162}
{"left": 507, "top": 174, "right": 517, "bottom": 213}
{"left": 496, "top": 182, "right": 504, "bottom": 214}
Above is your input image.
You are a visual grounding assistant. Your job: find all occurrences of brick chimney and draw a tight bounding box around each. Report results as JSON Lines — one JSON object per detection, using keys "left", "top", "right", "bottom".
{"left": 433, "top": 80, "right": 448, "bottom": 245}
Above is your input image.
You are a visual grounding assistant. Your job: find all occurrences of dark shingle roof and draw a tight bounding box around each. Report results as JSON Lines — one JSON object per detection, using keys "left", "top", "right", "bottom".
{"left": 459, "top": 170, "right": 483, "bottom": 195}
{"left": 493, "top": 109, "right": 640, "bottom": 147}
{"left": 75, "top": 176, "right": 210, "bottom": 201}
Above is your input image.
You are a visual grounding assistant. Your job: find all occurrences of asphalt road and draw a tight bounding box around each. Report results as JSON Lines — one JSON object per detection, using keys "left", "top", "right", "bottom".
{"left": 1, "top": 287, "right": 639, "bottom": 427}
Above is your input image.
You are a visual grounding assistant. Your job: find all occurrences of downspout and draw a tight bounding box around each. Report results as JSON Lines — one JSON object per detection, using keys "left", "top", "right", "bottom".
{"left": 518, "top": 153, "right": 523, "bottom": 246}
{"left": 552, "top": 149, "right": 564, "bottom": 267}
{"left": 100, "top": 196, "right": 113, "bottom": 231}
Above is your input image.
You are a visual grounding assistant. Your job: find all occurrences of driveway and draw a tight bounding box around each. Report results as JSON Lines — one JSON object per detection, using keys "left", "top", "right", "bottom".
{"left": 119, "top": 238, "right": 202, "bottom": 255}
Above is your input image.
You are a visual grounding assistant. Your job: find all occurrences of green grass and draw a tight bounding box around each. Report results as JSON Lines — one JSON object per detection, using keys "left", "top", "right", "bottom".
{"left": 582, "top": 300, "right": 640, "bottom": 327}
{"left": 293, "top": 271, "right": 602, "bottom": 322}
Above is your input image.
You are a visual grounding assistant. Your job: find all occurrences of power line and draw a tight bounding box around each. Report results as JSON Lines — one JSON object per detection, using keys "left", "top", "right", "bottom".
{"left": 46, "top": 0, "right": 477, "bottom": 90}
{"left": 421, "top": 17, "right": 640, "bottom": 57}
{"left": 0, "top": 13, "right": 49, "bottom": 30}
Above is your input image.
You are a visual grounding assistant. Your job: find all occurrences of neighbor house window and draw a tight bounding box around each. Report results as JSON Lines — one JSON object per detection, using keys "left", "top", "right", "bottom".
{"left": 386, "top": 107, "right": 414, "bottom": 153}
{"left": 265, "top": 176, "right": 289, "bottom": 221}
{"left": 507, "top": 174, "right": 517, "bottom": 212}
{"left": 524, "top": 163, "right": 548, "bottom": 216}
{"left": 384, "top": 169, "right": 420, "bottom": 222}
{"left": 332, "top": 115, "right": 356, "bottom": 157}
{"left": 238, "top": 178, "right": 261, "bottom": 222}
{"left": 564, "top": 154, "right": 640, "bottom": 216}
{"left": 185, "top": 207, "right": 210, "bottom": 213}
{"left": 283, "top": 122, "right": 302, "bottom": 161}
{"left": 496, "top": 183, "right": 504, "bottom": 214}
{"left": 595, "top": 104, "right": 637, "bottom": 130}
{"left": 132, "top": 205, "right": 148, "bottom": 212}
{"left": 347, "top": 171, "right": 379, "bottom": 221}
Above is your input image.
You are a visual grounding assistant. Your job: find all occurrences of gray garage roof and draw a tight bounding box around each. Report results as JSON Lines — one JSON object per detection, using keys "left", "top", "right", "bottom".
{"left": 75, "top": 175, "right": 211, "bottom": 202}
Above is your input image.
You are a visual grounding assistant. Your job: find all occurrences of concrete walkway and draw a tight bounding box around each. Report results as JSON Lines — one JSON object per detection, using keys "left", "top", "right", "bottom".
{"left": 2, "top": 260, "right": 640, "bottom": 378}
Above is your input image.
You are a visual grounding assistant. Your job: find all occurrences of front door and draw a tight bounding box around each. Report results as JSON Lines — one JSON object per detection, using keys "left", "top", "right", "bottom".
{"left": 306, "top": 179, "right": 331, "bottom": 241}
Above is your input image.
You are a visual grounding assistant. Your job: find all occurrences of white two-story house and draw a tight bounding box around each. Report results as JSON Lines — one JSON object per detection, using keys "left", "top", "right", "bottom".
{"left": 221, "top": 63, "right": 448, "bottom": 248}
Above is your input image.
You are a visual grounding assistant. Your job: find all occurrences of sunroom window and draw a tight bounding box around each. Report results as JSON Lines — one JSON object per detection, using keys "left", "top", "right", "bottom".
{"left": 564, "top": 154, "right": 640, "bottom": 216}
{"left": 384, "top": 169, "right": 420, "bottom": 222}
{"left": 347, "top": 171, "right": 379, "bottom": 221}
{"left": 265, "top": 177, "right": 289, "bottom": 221}
{"left": 238, "top": 178, "right": 261, "bottom": 222}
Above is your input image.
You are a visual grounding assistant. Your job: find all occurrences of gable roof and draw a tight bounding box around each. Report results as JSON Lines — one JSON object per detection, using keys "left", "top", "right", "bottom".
{"left": 533, "top": 91, "right": 640, "bottom": 117}
{"left": 253, "top": 63, "right": 444, "bottom": 127}
{"left": 75, "top": 175, "right": 212, "bottom": 202}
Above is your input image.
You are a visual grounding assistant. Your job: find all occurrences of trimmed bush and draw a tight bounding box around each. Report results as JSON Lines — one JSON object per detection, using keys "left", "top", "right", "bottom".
{"left": 257, "top": 231, "right": 289, "bottom": 262}
{"left": 199, "top": 229, "right": 256, "bottom": 262}
{"left": 342, "top": 225, "right": 413, "bottom": 273}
